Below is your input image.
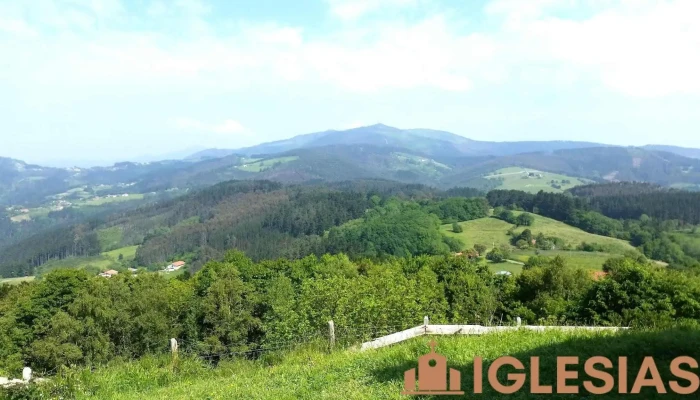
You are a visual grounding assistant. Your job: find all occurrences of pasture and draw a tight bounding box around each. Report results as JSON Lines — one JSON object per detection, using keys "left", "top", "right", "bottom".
{"left": 236, "top": 156, "right": 299, "bottom": 172}
{"left": 484, "top": 167, "right": 590, "bottom": 193}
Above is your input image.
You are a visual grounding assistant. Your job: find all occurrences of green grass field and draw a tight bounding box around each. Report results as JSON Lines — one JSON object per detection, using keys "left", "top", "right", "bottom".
{"left": 79, "top": 193, "right": 145, "bottom": 206}
{"left": 236, "top": 156, "right": 299, "bottom": 172}
{"left": 0, "top": 276, "right": 35, "bottom": 285}
{"left": 510, "top": 250, "right": 618, "bottom": 271}
{"left": 442, "top": 217, "right": 514, "bottom": 249}
{"left": 484, "top": 167, "right": 591, "bottom": 193}
{"left": 442, "top": 214, "right": 633, "bottom": 253}
{"left": 485, "top": 260, "right": 523, "bottom": 275}
{"left": 103, "top": 245, "right": 139, "bottom": 262}
{"left": 33, "top": 245, "right": 139, "bottom": 277}
{"left": 97, "top": 227, "right": 124, "bottom": 251}
{"left": 442, "top": 213, "right": 635, "bottom": 271}
{"left": 29, "top": 327, "right": 700, "bottom": 399}
{"left": 37, "top": 256, "right": 119, "bottom": 276}
{"left": 508, "top": 212, "right": 635, "bottom": 253}
{"left": 158, "top": 268, "right": 186, "bottom": 280}
{"left": 9, "top": 207, "right": 51, "bottom": 222}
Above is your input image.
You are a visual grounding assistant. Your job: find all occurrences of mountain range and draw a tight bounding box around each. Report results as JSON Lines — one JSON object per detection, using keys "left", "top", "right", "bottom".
{"left": 2, "top": 124, "right": 700, "bottom": 206}
{"left": 187, "top": 124, "right": 614, "bottom": 160}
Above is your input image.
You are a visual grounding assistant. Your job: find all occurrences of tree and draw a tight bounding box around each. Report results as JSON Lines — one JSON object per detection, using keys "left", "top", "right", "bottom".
{"left": 516, "top": 213, "right": 534, "bottom": 227}
{"left": 519, "top": 229, "right": 533, "bottom": 244}
{"left": 486, "top": 248, "right": 506, "bottom": 263}
{"left": 452, "top": 222, "right": 463, "bottom": 233}
{"left": 118, "top": 253, "right": 124, "bottom": 261}
{"left": 474, "top": 244, "right": 487, "bottom": 256}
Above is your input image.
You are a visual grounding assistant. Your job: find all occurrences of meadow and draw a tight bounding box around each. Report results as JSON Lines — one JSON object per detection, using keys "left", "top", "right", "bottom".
{"left": 28, "top": 245, "right": 141, "bottom": 279}
{"left": 103, "top": 245, "right": 139, "bottom": 262}
{"left": 442, "top": 214, "right": 634, "bottom": 254}
{"left": 17, "top": 327, "right": 700, "bottom": 399}
{"left": 80, "top": 193, "right": 145, "bottom": 206}
{"left": 441, "top": 213, "right": 635, "bottom": 272}
{"left": 236, "top": 156, "right": 300, "bottom": 172}
{"left": 484, "top": 167, "right": 590, "bottom": 193}
{"left": 0, "top": 276, "right": 35, "bottom": 285}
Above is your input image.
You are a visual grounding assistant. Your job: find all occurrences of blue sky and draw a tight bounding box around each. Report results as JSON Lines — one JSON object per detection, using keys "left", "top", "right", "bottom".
{"left": 1, "top": 0, "right": 699, "bottom": 166}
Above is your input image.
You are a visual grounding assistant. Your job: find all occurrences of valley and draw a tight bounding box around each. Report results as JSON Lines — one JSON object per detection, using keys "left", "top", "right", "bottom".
{"left": 3, "top": 126, "right": 700, "bottom": 399}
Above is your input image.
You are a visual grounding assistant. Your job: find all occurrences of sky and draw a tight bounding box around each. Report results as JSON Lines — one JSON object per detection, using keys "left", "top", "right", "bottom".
{"left": 1, "top": 0, "right": 700, "bottom": 166}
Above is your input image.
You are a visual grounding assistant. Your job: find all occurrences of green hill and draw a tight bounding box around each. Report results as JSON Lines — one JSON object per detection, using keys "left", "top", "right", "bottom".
{"left": 24, "top": 327, "right": 700, "bottom": 399}
{"left": 441, "top": 213, "right": 636, "bottom": 272}
{"left": 442, "top": 214, "right": 634, "bottom": 253}
{"left": 483, "top": 167, "right": 591, "bottom": 193}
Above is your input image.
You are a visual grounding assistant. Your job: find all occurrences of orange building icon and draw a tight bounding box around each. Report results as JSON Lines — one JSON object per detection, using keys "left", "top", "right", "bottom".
{"left": 402, "top": 340, "right": 464, "bottom": 395}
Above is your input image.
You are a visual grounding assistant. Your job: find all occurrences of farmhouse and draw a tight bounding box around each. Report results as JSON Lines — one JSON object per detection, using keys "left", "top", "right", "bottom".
{"left": 164, "top": 261, "right": 186, "bottom": 272}
{"left": 99, "top": 270, "right": 119, "bottom": 278}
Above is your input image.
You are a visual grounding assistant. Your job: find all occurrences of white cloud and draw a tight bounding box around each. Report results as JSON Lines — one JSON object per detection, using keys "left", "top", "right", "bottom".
{"left": 491, "top": 0, "right": 700, "bottom": 97}
{"left": 0, "top": 19, "right": 38, "bottom": 37}
{"left": 1, "top": 0, "right": 699, "bottom": 103}
{"left": 173, "top": 118, "right": 248, "bottom": 135}
{"left": 325, "top": 0, "right": 417, "bottom": 20}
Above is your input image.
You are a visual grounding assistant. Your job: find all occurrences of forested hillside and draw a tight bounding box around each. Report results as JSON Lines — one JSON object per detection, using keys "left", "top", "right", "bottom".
{"left": 4, "top": 177, "right": 700, "bottom": 282}
{"left": 0, "top": 180, "right": 455, "bottom": 278}
{"left": 4, "top": 132, "right": 700, "bottom": 211}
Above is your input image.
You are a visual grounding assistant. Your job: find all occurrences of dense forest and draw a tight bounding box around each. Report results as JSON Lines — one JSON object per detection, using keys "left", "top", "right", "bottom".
{"left": 4, "top": 180, "right": 700, "bottom": 278}
{"left": 2, "top": 250, "right": 699, "bottom": 376}
{"left": 570, "top": 182, "right": 700, "bottom": 223}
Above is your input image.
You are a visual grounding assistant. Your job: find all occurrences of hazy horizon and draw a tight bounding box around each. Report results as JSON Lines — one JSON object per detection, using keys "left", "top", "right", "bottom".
{"left": 2, "top": 121, "right": 698, "bottom": 168}
{"left": 2, "top": 0, "right": 700, "bottom": 165}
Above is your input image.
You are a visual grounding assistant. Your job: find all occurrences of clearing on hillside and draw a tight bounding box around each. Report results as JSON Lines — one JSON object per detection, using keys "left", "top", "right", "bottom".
{"left": 442, "top": 213, "right": 635, "bottom": 271}
{"left": 103, "top": 245, "right": 139, "bottom": 262}
{"left": 484, "top": 167, "right": 590, "bottom": 193}
{"left": 442, "top": 214, "right": 634, "bottom": 253}
{"left": 0, "top": 276, "right": 35, "bottom": 285}
{"left": 236, "top": 156, "right": 299, "bottom": 172}
{"left": 32, "top": 327, "right": 700, "bottom": 399}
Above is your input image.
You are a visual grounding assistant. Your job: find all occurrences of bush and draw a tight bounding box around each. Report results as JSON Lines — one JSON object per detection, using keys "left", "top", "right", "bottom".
{"left": 451, "top": 222, "right": 463, "bottom": 233}
{"left": 474, "top": 244, "right": 487, "bottom": 256}
{"left": 486, "top": 248, "right": 506, "bottom": 263}
{"left": 516, "top": 213, "right": 534, "bottom": 226}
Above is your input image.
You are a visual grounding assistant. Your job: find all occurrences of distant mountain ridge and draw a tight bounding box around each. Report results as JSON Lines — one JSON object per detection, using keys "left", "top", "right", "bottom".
{"left": 643, "top": 145, "right": 700, "bottom": 159}
{"left": 4, "top": 124, "right": 700, "bottom": 207}
{"left": 188, "top": 124, "right": 612, "bottom": 160}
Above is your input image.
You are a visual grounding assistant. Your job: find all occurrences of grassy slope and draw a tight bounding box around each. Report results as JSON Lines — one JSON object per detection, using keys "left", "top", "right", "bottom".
{"left": 35, "top": 245, "right": 139, "bottom": 276}
{"left": 97, "top": 227, "right": 124, "bottom": 251}
{"left": 236, "top": 156, "right": 300, "bottom": 172}
{"left": 442, "top": 213, "right": 635, "bottom": 272}
{"left": 484, "top": 167, "right": 590, "bottom": 193}
{"left": 37, "top": 256, "right": 118, "bottom": 275}
{"left": 0, "top": 276, "right": 35, "bottom": 285}
{"left": 80, "top": 193, "right": 145, "bottom": 206}
{"left": 42, "top": 328, "right": 700, "bottom": 400}
{"left": 103, "top": 245, "right": 139, "bottom": 262}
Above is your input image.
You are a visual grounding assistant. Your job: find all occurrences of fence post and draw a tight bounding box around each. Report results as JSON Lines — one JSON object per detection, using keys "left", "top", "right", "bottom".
{"left": 328, "top": 320, "right": 335, "bottom": 350}
{"left": 423, "top": 316, "right": 429, "bottom": 334}
{"left": 170, "top": 338, "right": 178, "bottom": 368}
{"left": 516, "top": 317, "right": 522, "bottom": 327}
{"left": 22, "top": 367, "right": 32, "bottom": 382}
